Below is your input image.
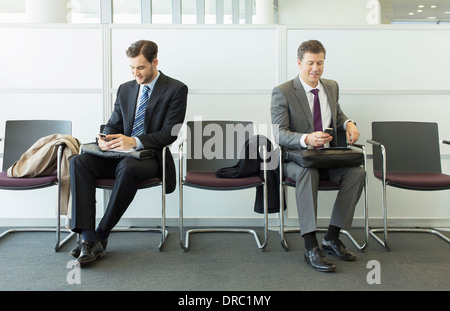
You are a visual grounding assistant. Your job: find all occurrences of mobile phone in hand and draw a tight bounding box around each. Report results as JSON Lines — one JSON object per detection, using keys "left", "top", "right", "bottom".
{"left": 99, "top": 133, "right": 110, "bottom": 141}
{"left": 324, "top": 127, "right": 333, "bottom": 136}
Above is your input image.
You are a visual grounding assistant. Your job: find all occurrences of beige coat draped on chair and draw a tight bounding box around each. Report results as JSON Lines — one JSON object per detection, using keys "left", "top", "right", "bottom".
{"left": 7, "top": 134, "right": 81, "bottom": 218}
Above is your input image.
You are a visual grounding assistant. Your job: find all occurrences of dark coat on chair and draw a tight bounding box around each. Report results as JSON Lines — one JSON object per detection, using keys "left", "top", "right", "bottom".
{"left": 216, "top": 135, "right": 285, "bottom": 214}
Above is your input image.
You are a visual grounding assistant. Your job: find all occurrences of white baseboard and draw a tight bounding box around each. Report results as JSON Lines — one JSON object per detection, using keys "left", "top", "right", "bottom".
{"left": 0, "top": 217, "right": 449, "bottom": 230}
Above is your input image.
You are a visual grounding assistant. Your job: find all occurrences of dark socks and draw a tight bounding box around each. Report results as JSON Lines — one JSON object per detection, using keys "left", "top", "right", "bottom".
{"left": 96, "top": 227, "right": 109, "bottom": 241}
{"left": 303, "top": 225, "right": 342, "bottom": 250}
{"left": 303, "top": 231, "right": 318, "bottom": 251}
{"left": 324, "top": 225, "right": 341, "bottom": 242}
{"left": 81, "top": 227, "right": 109, "bottom": 242}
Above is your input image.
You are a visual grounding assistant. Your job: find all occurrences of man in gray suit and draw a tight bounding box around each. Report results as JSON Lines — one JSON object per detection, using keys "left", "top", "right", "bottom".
{"left": 271, "top": 40, "right": 365, "bottom": 272}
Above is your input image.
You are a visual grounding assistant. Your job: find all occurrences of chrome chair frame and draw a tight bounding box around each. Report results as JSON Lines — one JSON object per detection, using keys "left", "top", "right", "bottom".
{"left": 367, "top": 137, "right": 450, "bottom": 250}
{"left": 277, "top": 144, "right": 369, "bottom": 251}
{"left": 95, "top": 146, "right": 169, "bottom": 251}
{"left": 178, "top": 121, "right": 269, "bottom": 251}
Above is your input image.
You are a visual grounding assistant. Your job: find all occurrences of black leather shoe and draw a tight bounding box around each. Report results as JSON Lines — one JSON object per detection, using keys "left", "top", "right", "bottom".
{"left": 70, "top": 238, "right": 108, "bottom": 259}
{"left": 304, "top": 247, "right": 336, "bottom": 272}
{"left": 322, "top": 238, "right": 356, "bottom": 261}
{"left": 76, "top": 240, "right": 105, "bottom": 267}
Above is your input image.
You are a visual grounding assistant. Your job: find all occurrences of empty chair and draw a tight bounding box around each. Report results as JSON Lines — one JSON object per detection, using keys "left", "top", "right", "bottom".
{"left": 0, "top": 120, "right": 75, "bottom": 251}
{"left": 367, "top": 121, "right": 450, "bottom": 249}
{"left": 178, "top": 120, "right": 269, "bottom": 250}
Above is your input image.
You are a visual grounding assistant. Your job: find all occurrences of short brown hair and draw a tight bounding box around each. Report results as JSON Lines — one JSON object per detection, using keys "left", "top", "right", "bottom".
{"left": 297, "top": 40, "right": 326, "bottom": 60}
{"left": 126, "top": 40, "right": 158, "bottom": 62}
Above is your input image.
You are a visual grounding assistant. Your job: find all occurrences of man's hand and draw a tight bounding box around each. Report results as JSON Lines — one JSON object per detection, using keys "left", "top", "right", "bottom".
{"left": 346, "top": 122, "right": 360, "bottom": 145}
{"left": 97, "top": 134, "right": 137, "bottom": 151}
{"left": 305, "top": 131, "right": 333, "bottom": 147}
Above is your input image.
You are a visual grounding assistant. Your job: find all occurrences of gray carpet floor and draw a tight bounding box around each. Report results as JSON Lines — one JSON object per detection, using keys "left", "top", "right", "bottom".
{"left": 0, "top": 226, "right": 449, "bottom": 292}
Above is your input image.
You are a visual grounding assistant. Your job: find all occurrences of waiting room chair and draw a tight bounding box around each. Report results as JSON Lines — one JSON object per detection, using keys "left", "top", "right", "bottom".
{"left": 178, "top": 120, "right": 269, "bottom": 251}
{"left": 367, "top": 121, "right": 450, "bottom": 250}
{"left": 93, "top": 125, "right": 168, "bottom": 250}
{"left": 0, "top": 120, "right": 75, "bottom": 251}
{"left": 277, "top": 142, "right": 369, "bottom": 251}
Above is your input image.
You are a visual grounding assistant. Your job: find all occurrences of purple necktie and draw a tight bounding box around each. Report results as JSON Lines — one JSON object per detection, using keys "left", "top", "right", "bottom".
{"left": 310, "top": 89, "right": 323, "bottom": 148}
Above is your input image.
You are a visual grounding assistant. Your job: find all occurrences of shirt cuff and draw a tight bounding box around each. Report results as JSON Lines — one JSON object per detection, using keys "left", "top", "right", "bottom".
{"left": 344, "top": 119, "right": 356, "bottom": 130}
{"left": 134, "top": 137, "right": 144, "bottom": 150}
{"left": 300, "top": 134, "right": 308, "bottom": 148}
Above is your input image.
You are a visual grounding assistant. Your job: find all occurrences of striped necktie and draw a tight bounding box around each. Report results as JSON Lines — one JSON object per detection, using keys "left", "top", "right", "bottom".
{"left": 131, "top": 85, "right": 150, "bottom": 137}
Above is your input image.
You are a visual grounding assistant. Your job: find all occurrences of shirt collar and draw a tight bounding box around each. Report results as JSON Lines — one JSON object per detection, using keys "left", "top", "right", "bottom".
{"left": 298, "top": 75, "right": 323, "bottom": 93}
{"left": 141, "top": 71, "right": 160, "bottom": 91}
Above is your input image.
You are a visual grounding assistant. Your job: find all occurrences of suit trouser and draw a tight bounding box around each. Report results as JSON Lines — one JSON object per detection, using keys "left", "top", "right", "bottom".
{"left": 70, "top": 153, "right": 159, "bottom": 234}
{"left": 284, "top": 161, "right": 365, "bottom": 236}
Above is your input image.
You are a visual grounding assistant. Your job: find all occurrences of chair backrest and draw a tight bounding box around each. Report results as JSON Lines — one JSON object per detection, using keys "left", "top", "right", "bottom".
{"left": 371, "top": 121, "right": 441, "bottom": 173}
{"left": 185, "top": 120, "right": 253, "bottom": 172}
{"left": 2, "top": 120, "right": 72, "bottom": 171}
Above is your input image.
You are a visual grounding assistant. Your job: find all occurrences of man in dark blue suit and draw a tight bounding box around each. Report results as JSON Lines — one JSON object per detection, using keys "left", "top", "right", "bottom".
{"left": 69, "top": 40, "right": 188, "bottom": 266}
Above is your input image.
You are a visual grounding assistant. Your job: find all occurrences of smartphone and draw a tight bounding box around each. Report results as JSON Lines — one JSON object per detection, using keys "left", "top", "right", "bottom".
{"left": 324, "top": 127, "right": 333, "bottom": 136}
{"left": 99, "top": 133, "right": 110, "bottom": 141}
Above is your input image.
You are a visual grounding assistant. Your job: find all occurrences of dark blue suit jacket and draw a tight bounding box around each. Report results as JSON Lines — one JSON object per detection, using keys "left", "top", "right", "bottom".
{"left": 103, "top": 71, "right": 188, "bottom": 193}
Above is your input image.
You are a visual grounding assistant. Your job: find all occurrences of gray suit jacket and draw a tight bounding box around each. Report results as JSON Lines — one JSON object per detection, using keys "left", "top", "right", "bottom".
{"left": 271, "top": 76, "right": 349, "bottom": 149}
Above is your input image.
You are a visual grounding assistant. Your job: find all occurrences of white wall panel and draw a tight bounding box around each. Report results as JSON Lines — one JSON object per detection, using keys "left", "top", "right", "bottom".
{"left": 285, "top": 27, "right": 450, "bottom": 91}
{"left": 1, "top": 24, "right": 449, "bottom": 228}
{"left": 110, "top": 26, "right": 278, "bottom": 91}
{"left": 0, "top": 27, "right": 102, "bottom": 89}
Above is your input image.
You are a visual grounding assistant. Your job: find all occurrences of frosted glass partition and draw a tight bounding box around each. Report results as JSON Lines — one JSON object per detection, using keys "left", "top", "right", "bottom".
{"left": 286, "top": 28, "right": 450, "bottom": 91}
{"left": 111, "top": 27, "right": 278, "bottom": 91}
{"left": 0, "top": 94, "right": 103, "bottom": 144}
{"left": 0, "top": 26, "right": 102, "bottom": 89}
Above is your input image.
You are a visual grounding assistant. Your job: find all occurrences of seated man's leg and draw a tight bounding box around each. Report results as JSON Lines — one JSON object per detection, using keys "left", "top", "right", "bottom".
{"left": 285, "top": 161, "right": 335, "bottom": 272}
{"left": 284, "top": 161, "right": 320, "bottom": 236}
{"left": 69, "top": 153, "right": 119, "bottom": 265}
{"left": 321, "top": 165, "right": 365, "bottom": 261}
{"left": 70, "top": 153, "right": 118, "bottom": 234}
{"left": 98, "top": 156, "right": 160, "bottom": 236}
{"left": 327, "top": 166, "right": 365, "bottom": 233}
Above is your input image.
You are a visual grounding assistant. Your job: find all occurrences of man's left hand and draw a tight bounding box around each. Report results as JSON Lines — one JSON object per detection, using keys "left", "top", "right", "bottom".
{"left": 346, "top": 122, "right": 360, "bottom": 145}
{"left": 103, "top": 134, "right": 137, "bottom": 150}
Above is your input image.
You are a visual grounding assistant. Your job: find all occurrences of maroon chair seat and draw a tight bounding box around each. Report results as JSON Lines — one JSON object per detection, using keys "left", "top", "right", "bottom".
{"left": 0, "top": 171, "right": 57, "bottom": 189}
{"left": 374, "top": 172, "right": 450, "bottom": 190}
{"left": 185, "top": 172, "right": 262, "bottom": 189}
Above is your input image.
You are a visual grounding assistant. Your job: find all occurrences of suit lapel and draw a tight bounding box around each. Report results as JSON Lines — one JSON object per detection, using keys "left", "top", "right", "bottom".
{"left": 321, "top": 79, "right": 337, "bottom": 129}
{"left": 292, "top": 76, "right": 314, "bottom": 130}
{"left": 127, "top": 82, "right": 140, "bottom": 133}
{"left": 144, "top": 71, "right": 169, "bottom": 131}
